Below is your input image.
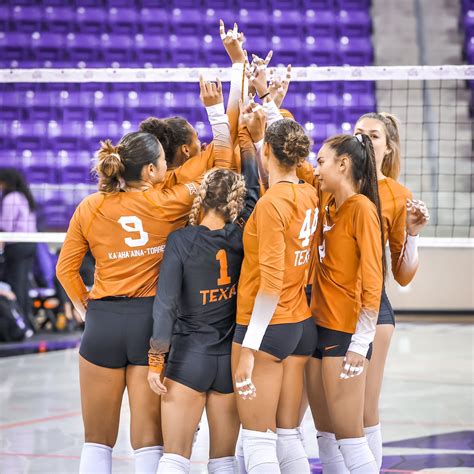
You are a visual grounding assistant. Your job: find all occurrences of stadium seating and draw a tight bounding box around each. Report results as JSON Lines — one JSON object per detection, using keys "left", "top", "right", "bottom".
{"left": 0, "top": 0, "right": 375, "bottom": 230}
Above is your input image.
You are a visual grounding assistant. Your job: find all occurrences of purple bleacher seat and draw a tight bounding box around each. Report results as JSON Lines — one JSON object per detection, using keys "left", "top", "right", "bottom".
{"left": 0, "top": 6, "right": 9, "bottom": 30}
{"left": 338, "top": 37, "right": 373, "bottom": 65}
{"left": 75, "top": 7, "right": 108, "bottom": 34}
{"left": 0, "top": 32, "right": 31, "bottom": 62}
{"left": 337, "top": 10, "right": 371, "bottom": 37}
{"left": 58, "top": 151, "right": 93, "bottom": 184}
{"left": 271, "top": 10, "right": 303, "bottom": 37}
{"left": 243, "top": 36, "right": 271, "bottom": 60}
{"left": 342, "top": 81, "right": 375, "bottom": 94}
{"left": 170, "top": 8, "right": 204, "bottom": 36}
{"left": 338, "top": 92, "right": 376, "bottom": 122}
{"left": 302, "top": 0, "right": 335, "bottom": 9}
{"left": 139, "top": 8, "right": 169, "bottom": 35}
{"left": 99, "top": 33, "right": 134, "bottom": 63}
{"left": 30, "top": 31, "right": 64, "bottom": 61}
{"left": 108, "top": 7, "right": 138, "bottom": 35}
{"left": 271, "top": 37, "right": 301, "bottom": 65}
{"left": 11, "top": 121, "right": 46, "bottom": 151}
{"left": 66, "top": 33, "right": 100, "bottom": 62}
{"left": 0, "top": 151, "right": 22, "bottom": 169}
{"left": 203, "top": 8, "right": 235, "bottom": 34}
{"left": 134, "top": 34, "right": 168, "bottom": 65}
{"left": 304, "top": 10, "right": 337, "bottom": 38}
{"left": 202, "top": 34, "right": 232, "bottom": 65}
{"left": 43, "top": 6, "right": 75, "bottom": 33}
{"left": 303, "top": 36, "right": 337, "bottom": 66}
{"left": 464, "top": 11, "right": 474, "bottom": 38}
{"left": 168, "top": 35, "right": 201, "bottom": 65}
{"left": 49, "top": 121, "right": 84, "bottom": 151}
{"left": 11, "top": 5, "right": 42, "bottom": 33}
{"left": 238, "top": 9, "right": 271, "bottom": 38}
{"left": 338, "top": 0, "right": 371, "bottom": 10}
{"left": 39, "top": 198, "right": 73, "bottom": 231}
{"left": 202, "top": 0, "right": 235, "bottom": 8}
{"left": 22, "top": 151, "right": 58, "bottom": 184}
{"left": 271, "top": 0, "right": 303, "bottom": 9}
{"left": 141, "top": 0, "right": 168, "bottom": 8}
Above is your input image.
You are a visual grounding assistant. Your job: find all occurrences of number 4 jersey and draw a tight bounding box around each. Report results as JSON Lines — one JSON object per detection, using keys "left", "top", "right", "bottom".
{"left": 237, "top": 181, "right": 319, "bottom": 326}
{"left": 56, "top": 182, "right": 199, "bottom": 311}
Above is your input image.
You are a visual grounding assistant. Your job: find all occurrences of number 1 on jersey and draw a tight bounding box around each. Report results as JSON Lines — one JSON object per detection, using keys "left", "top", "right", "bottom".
{"left": 216, "top": 249, "right": 231, "bottom": 286}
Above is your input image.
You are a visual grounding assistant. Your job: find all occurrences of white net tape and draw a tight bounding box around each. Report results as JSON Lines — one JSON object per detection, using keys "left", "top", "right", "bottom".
{"left": 1, "top": 65, "right": 473, "bottom": 82}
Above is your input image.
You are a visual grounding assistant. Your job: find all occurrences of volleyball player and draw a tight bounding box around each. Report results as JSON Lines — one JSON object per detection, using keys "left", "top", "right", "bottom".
{"left": 231, "top": 117, "right": 318, "bottom": 474}
{"left": 56, "top": 102, "right": 232, "bottom": 473}
{"left": 147, "top": 104, "right": 264, "bottom": 474}
{"left": 352, "top": 113, "right": 429, "bottom": 469}
{"left": 304, "top": 134, "right": 385, "bottom": 474}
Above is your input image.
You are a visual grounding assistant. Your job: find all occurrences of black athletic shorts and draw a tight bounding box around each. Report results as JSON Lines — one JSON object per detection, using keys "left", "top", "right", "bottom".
{"left": 80, "top": 297, "right": 154, "bottom": 369}
{"left": 165, "top": 346, "right": 233, "bottom": 394}
{"left": 312, "top": 325, "right": 373, "bottom": 360}
{"left": 377, "top": 288, "right": 395, "bottom": 326}
{"left": 233, "top": 317, "right": 317, "bottom": 360}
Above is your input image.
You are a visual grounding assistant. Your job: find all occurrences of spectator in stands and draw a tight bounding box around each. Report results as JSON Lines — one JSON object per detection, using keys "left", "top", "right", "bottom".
{"left": 0, "top": 168, "right": 37, "bottom": 330}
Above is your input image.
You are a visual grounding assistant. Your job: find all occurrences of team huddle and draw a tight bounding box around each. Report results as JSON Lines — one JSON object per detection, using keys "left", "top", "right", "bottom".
{"left": 56, "top": 21, "right": 429, "bottom": 474}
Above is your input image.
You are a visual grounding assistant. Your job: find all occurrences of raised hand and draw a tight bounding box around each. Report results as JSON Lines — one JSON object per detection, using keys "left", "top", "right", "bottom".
{"left": 239, "top": 96, "right": 266, "bottom": 143}
{"left": 245, "top": 62, "right": 270, "bottom": 100}
{"left": 199, "top": 75, "right": 223, "bottom": 107}
{"left": 220, "top": 20, "right": 246, "bottom": 64}
{"left": 269, "top": 64, "right": 292, "bottom": 108}
{"left": 406, "top": 199, "right": 430, "bottom": 236}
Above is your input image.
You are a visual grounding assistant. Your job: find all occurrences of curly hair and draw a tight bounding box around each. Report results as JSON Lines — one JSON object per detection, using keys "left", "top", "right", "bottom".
{"left": 264, "top": 119, "right": 311, "bottom": 168}
{"left": 189, "top": 169, "right": 246, "bottom": 226}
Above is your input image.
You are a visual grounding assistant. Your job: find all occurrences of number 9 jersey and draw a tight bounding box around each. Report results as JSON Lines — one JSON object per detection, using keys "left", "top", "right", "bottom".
{"left": 56, "top": 181, "right": 200, "bottom": 312}
{"left": 237, "top": 181, "right": 319, "bottom": 326}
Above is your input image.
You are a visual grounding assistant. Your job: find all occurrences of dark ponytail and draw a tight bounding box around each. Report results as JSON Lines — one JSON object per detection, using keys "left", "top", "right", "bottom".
{"left": 324, "top": 133, "right": 387, "bottom": 280}
{"left": 0, "top": 168, "right": 36, "bottom": 211}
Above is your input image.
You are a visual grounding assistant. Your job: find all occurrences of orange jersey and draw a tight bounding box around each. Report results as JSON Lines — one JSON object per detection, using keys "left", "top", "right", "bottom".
{"left": 56, "top": 181, "right": 200, "bottom": 312}
{"left": 237, "top": 181, "right": 319, "bottom": 326}
{"left": 311, "top": 194, "right": 383, "bottom": 333}
{"left": 162, "top": 141, "right": 237, "bottom": 188}
{"left": 379, "top": 178, "right": 413, "bottom": 285}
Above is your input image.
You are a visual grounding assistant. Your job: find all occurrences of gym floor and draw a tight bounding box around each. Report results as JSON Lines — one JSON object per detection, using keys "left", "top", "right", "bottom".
{"left": 0, "top": 321, "right": 472, "bottom": 473}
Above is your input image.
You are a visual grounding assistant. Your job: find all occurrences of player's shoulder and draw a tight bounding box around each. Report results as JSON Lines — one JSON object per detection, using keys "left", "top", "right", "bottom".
{"left": 381, "top": 177, "right": 412, "bottom": 200}
{"left": 351, "top": 193, "right": 377, "bottom": 214}
{"left": 77, "top": 191, "right": 105, "bottom": 211}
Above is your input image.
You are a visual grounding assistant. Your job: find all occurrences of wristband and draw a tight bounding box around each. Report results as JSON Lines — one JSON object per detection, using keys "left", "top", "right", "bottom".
{"left": 258, "top": 91, "right": 270, "bottom": 100}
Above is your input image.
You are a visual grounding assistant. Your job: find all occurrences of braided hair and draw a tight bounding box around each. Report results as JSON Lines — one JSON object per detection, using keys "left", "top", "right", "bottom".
{"left": 189, "top": 169, "right": 247, "bottom": 226}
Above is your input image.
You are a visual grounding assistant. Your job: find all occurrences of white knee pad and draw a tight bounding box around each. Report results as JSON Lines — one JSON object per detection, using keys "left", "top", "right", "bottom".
{"left": 236, "top": 432, "right": 247, "bottom": 474}
{"left": 134, "top": 445, "right": 163, "bottom": 474}
{"left": 208, "top": 456, "right": 237, "bottom": 473}
{"left": 364, "top": 424, "right": 382, "bottom": 471}
{"left": 79, "top": 443, "right": 112, "bottom": 474}
{"left": 276, "top": 428, "right": 310, "bottom": 474}
{"left": 157, "top": 453, "right": 190, "bottom": 474}
{"left": 338, "top": 437, "right": 378, "bottom": 474}
{"left": 242, "top": 428, "right": 280, "bottom": 473}
{"left": 316, "top": 431, "right": 348, "bottom": 474}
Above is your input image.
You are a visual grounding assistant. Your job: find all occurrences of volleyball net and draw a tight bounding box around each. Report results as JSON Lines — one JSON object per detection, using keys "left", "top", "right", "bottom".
{"left": 0, "top": 64, "right": 473, "bottom": 246}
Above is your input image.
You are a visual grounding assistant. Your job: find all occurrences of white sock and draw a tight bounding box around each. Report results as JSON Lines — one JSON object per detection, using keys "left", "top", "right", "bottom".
{"left": 134, "top": 445, "right": 163, "bottom": 474}
{"left": 242, "top": 428, "right": 280, "bottom": 473}
{"left": 276, "top": 428, "right": 310, "bottom": 474}
{"left": 208, "top": 456, "right": 237, "bottom": 473}
{"left": 296, "top": 424, "right": 306, "bottom": 450}
{"left": 79, "top": 442, "right": 112, "bottom": 474}
{"left": 157, "top": 453, "right": 190, "bottom": 473}
{"left": 364, "top": 424, "right": 382, "bottom": 471}
{"left": 317, "top": 431, "right": 348, "bottom": 473}
{"left": 236, "top": 433, "right": 247, "bottom": 474}
{"left": 338, "top": 437, "right": 378, "bottom": 474}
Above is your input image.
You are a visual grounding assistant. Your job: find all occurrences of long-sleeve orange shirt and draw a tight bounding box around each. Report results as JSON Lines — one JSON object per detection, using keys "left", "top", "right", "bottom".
{"left": 379, "top": 178, "right": 414, "bottom": 285}
{"left": 237, "top": 181, "right": 319, "bottom": 326}
{"left": 56, "top": 181, "right": 200, "bottom": 315}
{"left": 311, "top": 194, "right": 383, "bottom": 334}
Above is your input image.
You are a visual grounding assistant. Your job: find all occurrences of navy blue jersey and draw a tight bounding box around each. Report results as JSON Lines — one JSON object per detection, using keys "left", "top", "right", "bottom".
{"left": 151, "top": 143, "right": 259, "bottom": 356}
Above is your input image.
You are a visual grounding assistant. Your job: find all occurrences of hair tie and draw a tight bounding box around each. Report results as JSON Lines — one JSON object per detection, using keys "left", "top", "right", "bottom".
{"left": 355, "top": 134, "right": 366, "bottom": 148}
